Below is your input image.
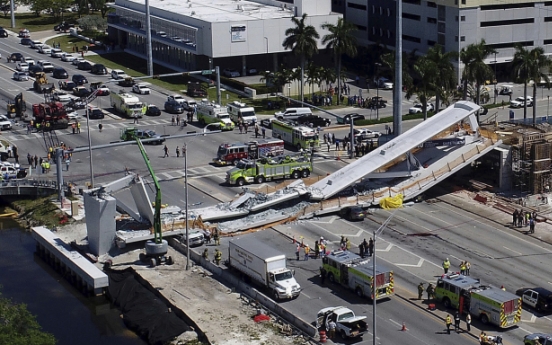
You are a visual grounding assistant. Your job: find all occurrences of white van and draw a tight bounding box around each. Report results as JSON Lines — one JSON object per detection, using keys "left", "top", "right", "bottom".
{"left": 275, "top": 107, "right": 312, "bottom": 121}
{"left": 227, "top": 101, "right": 257, "bottom": 125}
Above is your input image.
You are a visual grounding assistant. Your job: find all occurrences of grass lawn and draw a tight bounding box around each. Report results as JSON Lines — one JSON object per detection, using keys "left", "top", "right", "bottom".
{"left": 0, "top": 12, "right": 80, "bottom": 32}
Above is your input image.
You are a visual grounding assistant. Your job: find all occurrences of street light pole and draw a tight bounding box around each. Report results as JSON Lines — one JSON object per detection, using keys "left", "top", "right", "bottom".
{"left": 493, "top": 52, "right": 498, "bottom": 104}
{"left": 375, "top": 63, "right": 381, "bottom": 121}
{"left": 184, "top": 142, "right": 190, "bottom": 270}
{"left": 86, "top": 104, "right": 94, "bottom": 188}
{"left": 548, "top": 95, "right": 550, "bottom": 117}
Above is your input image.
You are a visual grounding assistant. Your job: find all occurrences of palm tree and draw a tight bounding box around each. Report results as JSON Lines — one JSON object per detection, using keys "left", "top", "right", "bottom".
{"left": 321, "top": 18, "right": 358, "bottom": 105}
{"left": 283, "top": 14, "right": 320, "bottom": 104}
{"left": 512, "top": 45, "right": 551, "bottom": 124}
{"left": 426, "top": 44, "right": 458, "bottom": 112}
{"left": 460, "top": 39, "right": 495, "bottom": 122}
{"left": 306, "top": 63, "right": 323, "bottom": 98}
{"left": 405, "top": 57, "right": 438, "bottom": 120}
{"left": 380, "top": 51, "right": 414, "bottom": 97}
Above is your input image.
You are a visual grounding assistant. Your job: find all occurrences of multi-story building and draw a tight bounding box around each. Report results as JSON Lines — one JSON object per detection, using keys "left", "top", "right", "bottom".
{"left": 107, "top": 0, "right": 341, "bottom": 74}
{"left": 342, "top": 0, "right": 552, "bottom": 80}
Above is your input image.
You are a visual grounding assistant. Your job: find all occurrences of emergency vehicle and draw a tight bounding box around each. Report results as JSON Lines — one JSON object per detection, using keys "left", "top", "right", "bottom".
{"left": 322, "top": 250, "right": 394, "bottom": 301}
{"left": 213, "top": 139, "right": 284, "bottom": 166}
{"left": 196, "top": 99, "right": 235, "bottom": 131}
{"left": 110, "top": 91, "right": 146, "bottom": 118}
{"left": 227, "top": 101, "right": 257, "bottom": 125}
{"left": 271, "top": 119, "right": 320, "bottom": 151}
{"left": 434, "top": 273, "right": 522, "bottom": 328}
{"left": 226, "top": 153, "right": 312, "bottom": 186}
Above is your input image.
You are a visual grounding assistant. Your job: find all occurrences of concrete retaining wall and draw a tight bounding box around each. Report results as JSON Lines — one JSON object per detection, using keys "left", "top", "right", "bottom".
{"left": 168, "top": 238, "right": 319, "bottom": 340}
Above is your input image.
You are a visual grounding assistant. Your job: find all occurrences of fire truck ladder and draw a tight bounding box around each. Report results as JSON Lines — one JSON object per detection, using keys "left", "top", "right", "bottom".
{"left": 42, "top": 128, "right": 60, "bottom": 150}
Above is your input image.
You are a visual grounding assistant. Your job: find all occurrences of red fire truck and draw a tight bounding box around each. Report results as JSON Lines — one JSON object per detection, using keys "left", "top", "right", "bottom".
{"left": 213, "top": 139, "right": 284, "bottom": 166}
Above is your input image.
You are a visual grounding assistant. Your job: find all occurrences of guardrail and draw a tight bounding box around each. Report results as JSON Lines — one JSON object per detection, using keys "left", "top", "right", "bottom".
{"left": 0, "top": 178, "right": 61, "bottom": 197}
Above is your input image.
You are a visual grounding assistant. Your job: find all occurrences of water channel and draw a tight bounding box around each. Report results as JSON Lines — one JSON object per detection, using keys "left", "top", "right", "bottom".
{"left": 0, "top": 218, "right": 146, "bottom": 345}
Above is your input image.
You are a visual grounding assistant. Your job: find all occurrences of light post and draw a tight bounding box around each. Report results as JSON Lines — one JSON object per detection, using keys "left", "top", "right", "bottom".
{"left": 372, "top": 208, "right": 401, "bottom": 345}
{"left": 548, "top": 95, "right": 550, "bottom": 117}
{"left": 375, "top": 63, "right": 381, "bottom": 121}
{"left": 264, "top": 37, "right": 269, "bottom": 71}
{"left": 493, "top": 52, "right": 498, "bottom": 104}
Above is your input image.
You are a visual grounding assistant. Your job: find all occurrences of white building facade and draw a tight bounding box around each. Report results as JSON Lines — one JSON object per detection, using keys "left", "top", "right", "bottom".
{"left": 107, "top": 0, "right": 342, "bottom": 74}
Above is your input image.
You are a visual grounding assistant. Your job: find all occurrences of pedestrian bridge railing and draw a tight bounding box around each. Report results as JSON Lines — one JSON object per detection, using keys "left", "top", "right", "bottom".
{"left": 0, "top": 178, "right": 60, "bottom": 197}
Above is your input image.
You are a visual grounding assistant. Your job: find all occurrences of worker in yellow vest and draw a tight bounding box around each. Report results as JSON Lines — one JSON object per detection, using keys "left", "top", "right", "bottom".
{"left": 442, "top": 258, "right": 451, "bottom": 274}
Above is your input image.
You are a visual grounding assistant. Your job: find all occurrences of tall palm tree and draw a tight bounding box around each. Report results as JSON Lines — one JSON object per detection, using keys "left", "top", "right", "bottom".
{"left": 283, "top": 14, "right": 319, "bottom": 104}
{"left": 380, "top": 51, "right": 414, "bottom": 99}
{"left": 306, "top": 62, "right": 323, "bottom": 97}
{"left": 405, "top": 57, "right": 438, "bottom": 120}
{"left": 321, "top": 18, "right": 358, "bottom": 105}
{"left": 426, "top": 44, "right": 458, "bottom": 112}
{"left": 320, "top": 66, "right": 336, "bottom": 92}
{"left": 512, "top": 45, "right": 551, "bottom": 124}
{"left": 460, "top": 39, "right": 495, "bottom": 123}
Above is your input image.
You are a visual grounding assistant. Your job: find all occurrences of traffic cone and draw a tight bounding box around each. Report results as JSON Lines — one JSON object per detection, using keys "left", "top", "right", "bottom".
{"left": 401, "top": 322, "right": 407, "bottom": 331}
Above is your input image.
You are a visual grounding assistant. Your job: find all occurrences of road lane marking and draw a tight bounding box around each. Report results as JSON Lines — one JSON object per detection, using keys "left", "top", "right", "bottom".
{"left": 503, "top": 246, "right": 523, "bottom": 256}
{"left": 521, "top": 314, "right": 537, "bottom": 323}
{"left": 396, "top": 258, "right": 424, "bottom": 268}
{"left": 388, "top": 319, "right": 402, "bottom": 328}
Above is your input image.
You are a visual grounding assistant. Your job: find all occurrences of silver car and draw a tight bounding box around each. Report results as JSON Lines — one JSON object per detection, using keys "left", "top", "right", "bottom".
{"left": 13, "top": 71, "right": 29, "bottom": 81}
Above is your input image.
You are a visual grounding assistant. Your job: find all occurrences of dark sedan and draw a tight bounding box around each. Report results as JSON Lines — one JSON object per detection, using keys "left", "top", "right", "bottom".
{"left": 134, "top": 129, "right": 165, "bottom": 145}
{"left": 8, "top": 52, "right": 24, "bottom": 62}
{"left": 77, "top": 61, "right": 93, "bottom": 71}
{"left": 339, "top": 206, "right": 366, "bottom": 221}
{"left": 90, "top": 64, "right": 108, "bottom": 75}
{"left": 0, "top": 29, "right": 8, "bottom": 38}
{"left": 52, "top": 67, "right": 68, "bottom": 79}
{"left": 295, "top": 114, "right": 331, "bottom": 127}
{"left": 72, "top": 74, "right": 88, "bottom": 85}
{"left": 164, "top": 100, "right": 184, "bottom": 114}
{"left": 146, "top": 105, "right": 161, "bottom": 116}
{"left": 337, "top": 113, "right": 366, "bottom": 124}
{"left": 20, "top": 38, "right": 32, "bottom": 45}
{"left": 73, "top": 86, "right": 91, "bottom": 98}
{"left": 28, "top": 65, "right": 43, "bottom": 77}
{"left": 59, "top": 80, "right": 77, "bottom": 91}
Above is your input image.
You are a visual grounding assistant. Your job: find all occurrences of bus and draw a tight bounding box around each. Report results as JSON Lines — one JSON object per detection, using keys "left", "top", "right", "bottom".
{"left": 271, "top": 120, "right": 320, "bottom": 151}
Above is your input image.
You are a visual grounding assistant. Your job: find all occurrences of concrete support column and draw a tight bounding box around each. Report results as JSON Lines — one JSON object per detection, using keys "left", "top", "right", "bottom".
{"left": 272, "top": 53, "right": 278, "bottom": 72}
{"left": 242, "top": 55, "right": 246, "bottom": 76}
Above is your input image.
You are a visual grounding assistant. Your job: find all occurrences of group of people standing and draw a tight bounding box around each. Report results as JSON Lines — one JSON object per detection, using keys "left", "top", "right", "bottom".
{"left": 513, "top": 209, "right": 537, "bottom": 233}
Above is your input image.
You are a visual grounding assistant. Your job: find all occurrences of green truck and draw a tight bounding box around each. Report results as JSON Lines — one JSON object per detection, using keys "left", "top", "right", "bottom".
{"left": 196, "top": 99, "right": 235, "bottom": 131}
{"left": 434, "top": 273, "right": 522, "bottom": 328}
{"left": 226, "top": 153, "right": 312, "bottom": 186}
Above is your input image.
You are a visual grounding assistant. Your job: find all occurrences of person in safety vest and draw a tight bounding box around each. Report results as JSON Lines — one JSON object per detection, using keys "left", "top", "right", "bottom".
{"left": 443, "top": 258, "right": 451, "bottom": 274}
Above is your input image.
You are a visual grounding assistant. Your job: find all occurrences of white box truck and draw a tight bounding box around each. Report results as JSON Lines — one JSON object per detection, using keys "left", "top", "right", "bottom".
{"left": 229, "top": 237, "right": 301, "bottom": 301}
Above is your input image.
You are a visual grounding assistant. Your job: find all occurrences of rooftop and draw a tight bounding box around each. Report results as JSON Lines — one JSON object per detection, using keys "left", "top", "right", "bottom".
{"left": 124, "top": 0, "right": 296, "bottom": 22}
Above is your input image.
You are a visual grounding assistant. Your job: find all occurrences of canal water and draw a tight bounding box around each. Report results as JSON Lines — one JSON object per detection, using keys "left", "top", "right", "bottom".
{"left": 0, "top": 219, "right": 146, "bottom": 345}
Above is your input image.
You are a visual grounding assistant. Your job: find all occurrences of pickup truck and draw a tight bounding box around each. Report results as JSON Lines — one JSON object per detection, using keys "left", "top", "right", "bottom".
{"left": 316, "top": 306, "right": 367, "bottom": 339}
{"left": 0, "top": 165, "right": 27, "bottom": 179}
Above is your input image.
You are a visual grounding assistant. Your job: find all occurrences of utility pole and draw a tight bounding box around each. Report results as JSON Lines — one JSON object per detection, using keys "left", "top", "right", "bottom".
{"left": 393, "top": 0, "right": 403, "bottom": 137}
{"left": 145, "top": 0, "right": 154, "bottom": 76}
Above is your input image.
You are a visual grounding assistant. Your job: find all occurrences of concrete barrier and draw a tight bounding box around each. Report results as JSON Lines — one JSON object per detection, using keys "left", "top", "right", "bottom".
{"left": 168, "top": 238, "right": 318, "bottom": 340}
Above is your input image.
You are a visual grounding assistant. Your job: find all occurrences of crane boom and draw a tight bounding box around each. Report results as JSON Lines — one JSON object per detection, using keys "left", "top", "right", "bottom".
{"left": 135, "top": 136, "right": 163, "bottom": 244}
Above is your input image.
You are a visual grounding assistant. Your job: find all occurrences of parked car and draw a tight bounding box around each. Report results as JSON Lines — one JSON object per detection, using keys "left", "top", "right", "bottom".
{"left": 0, "top": 115, "right": 12, "bottom": 130}
{"left": 524, "top": 333, "right": 552, "bottom": 345}
{"left": 53, "top": 91, "right": 75, "bottom": 102}
{"left": 71, "top": 57, "right": 85, "bottom": 66}
{"left": 59, "top": 80, "right": 77, "bottom": 91}
{"left": 510, "top": 96, "right": 534, "bottom": 108}
{"left": 15, "top": 62, "right": 29, "bottom": 72}
{"left": 133, "top": 129, "right": 165, "bottom": 145}
{"left": 164, "top": 100, "right": 184, "bottom": 114}
{"left": 73, "top": 86, "right": 91, "bottom": 98}
{"left": 23, "top": 57, "right": 35, "bottom": 66}
{"left": 12, "top": 71, "right": 29, "bottom": 81}
{"left": 375, "top": 77, "right": 393, "bottom": 90}
{"left": 145, "top": 104, "right": 161, "bottom": 116}
{"left": 354, "top": 128, "right": 382, "bottom": 140}
{"left": 132, "top": 83, "right": 151, "bottom": 95}
{"left": 408, "top": 103, "right": 435, "bottom": 114}
{"left": 247, "top": 67, "right": 258, "bottom": 75}
{"left": 339, "top": 206, "right": 366, "bottom": 221}
{"left": 0, "top": 29, "right": 8, "bottom": 38}
{"left": 295, "top": 114, "right": 331, "bottom": 127}
{"left": 337, "top": 113, "right": 365, "bottom": 124}
{"left": 72, "top": 74, "right": 88, "bottom": 85}
{"left": 179, "top": 231, "right": 205, "bottom": 247}
{"left": 66, "top": 98, "right": 86, "bottom": 111}
{"left": 30, "top": 40, "right": 43, "bottom": 49}
{"left": 37, "top": 60, "right": 54, "bottom": 73}
{"left": 90, "top": 63, "right": 108, "bottom": 75}
{"left": 168, "top": 94, "right": 186, "bottom": 104}
{"left": 516, "top": 287, "right": 552, "bottom": 312}
{"left": 18, "top": 29, "right": 30, "bottom": 38}
{"left": 50, "top": 48, "right": 63, "bottom": 58}
{"left": 54, "top": 22, "right": 75, "bottom": 31}
{"left": 111, "top": 69, "right": 128, "bottom": 80}
{"left": 20, "top": 38, "right": 33, "bottom": 45}
{"left": 38, "top": 45, "right": 52, "bottom": 54}
{"left": 28, "top": 65, "right": 43, "bottom": 77}
{"left": 498, "top": 85, "right": 513, "bottom": 95}
{"left": 90, "top": 83, "right": 110, "bottom": 96}
{"left": 61, "top": 53, "right": 77, "bottom": 62}
{"left": 316, "top": 306, "right": 368, "bottom": 339}
{"left": 84, "top": 106, "right": 105, "bottom": 119}
{"left": 52, "top": 67, "right": 68, "bottom": 79}
{"left": 77, "top": 61, "right": 93, "bottom": 71}
{"left": 223, "top": 68, "right": 240, "bottom": 78}
{"left": 8, "top": 52, "right": 24, "bottom": 62}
